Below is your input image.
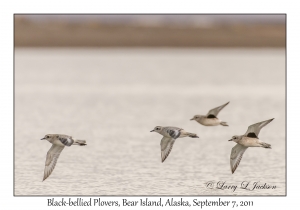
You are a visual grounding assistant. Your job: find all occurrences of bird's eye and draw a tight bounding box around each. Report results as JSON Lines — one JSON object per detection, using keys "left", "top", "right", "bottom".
{"left": 46, "top": 135, "right": 49, "bottom": 138}
{"left": 156, "top": 128, "right": 159, "bottom": 130}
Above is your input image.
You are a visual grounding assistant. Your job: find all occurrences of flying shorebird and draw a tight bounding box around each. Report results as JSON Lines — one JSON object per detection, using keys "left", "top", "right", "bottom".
{"left": 150, "top": 126, "right": 199, "bottom": 162}
{"left": 190, "top": 101, "right": 229, "bottom": 126}
{"left": 228, "top": 118, "right": 274, "bottom": 174}
{"left": 40, "top": 134, "right": 87, "bottom": 181}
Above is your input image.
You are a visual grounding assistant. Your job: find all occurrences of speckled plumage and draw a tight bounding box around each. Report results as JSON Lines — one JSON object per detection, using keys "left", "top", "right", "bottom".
{"left": 150, "top": 126, "right": 199, "bottom": 162}
{"left": 41, "top": 134, "right": 87, "bottom": 181}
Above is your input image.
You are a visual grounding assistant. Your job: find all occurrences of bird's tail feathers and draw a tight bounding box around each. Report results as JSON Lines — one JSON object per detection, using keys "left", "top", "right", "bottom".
{"left": 186, "top": 132, "right": 199, "bottom": 138}
{"left": 73, "top": 140, "right": 87, "bottom": 146}
{"left": 220, "top": 121, "right": 228, "bottom": 126}
{"left": 260, "top": 142, "right": 271, "bottom": 149}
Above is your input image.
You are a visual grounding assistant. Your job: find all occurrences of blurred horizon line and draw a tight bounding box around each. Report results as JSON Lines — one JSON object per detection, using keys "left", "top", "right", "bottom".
{"left": 14, "top": 15, "right": 286, "bottom": 48}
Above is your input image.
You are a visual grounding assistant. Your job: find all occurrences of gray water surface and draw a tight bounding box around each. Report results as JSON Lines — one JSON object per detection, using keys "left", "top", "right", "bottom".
{"left": 15, "top": 48, "right": 285, "bottom": 195}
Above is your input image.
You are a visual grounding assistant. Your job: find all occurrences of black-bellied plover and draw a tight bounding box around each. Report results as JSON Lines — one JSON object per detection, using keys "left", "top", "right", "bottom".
{"left": 150, "top": 126, "right": 199, "bottom": 162}
{"left": 228, "top": 118, "right": 274, "bottom": 174}
{"left": 40, "top": 134, "right": 87, "bottom": 181}
{"left": 190, "top": 102, "right": 229, "bottom": 126}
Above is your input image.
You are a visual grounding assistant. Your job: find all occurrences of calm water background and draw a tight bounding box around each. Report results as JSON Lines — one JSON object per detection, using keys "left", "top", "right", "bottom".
{"left": 15, "top": 48, "right": 285, "bottom": 195}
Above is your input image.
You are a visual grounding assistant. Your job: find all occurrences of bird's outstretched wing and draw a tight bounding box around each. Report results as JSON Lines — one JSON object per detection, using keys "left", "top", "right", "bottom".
{"left": 206, "top": 101, "right": 229, "bottom": 118}
{"left": 230, "top": 144, "right": 248, "bottom": 174}
{"left": 160, "top": 136, "right": 176, "bottom": 163}
{"left": 244, "top": 118, "right": 274, "bottom": 138}
{"left": 43, "top": 144, "right": 64, "bottom": 181}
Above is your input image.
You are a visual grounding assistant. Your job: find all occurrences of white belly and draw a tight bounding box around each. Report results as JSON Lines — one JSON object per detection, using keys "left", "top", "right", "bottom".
{"left": 198, "top": 118, "right": 221, "bottom": 126}
{"left": 239, "top": 137, "right": 261, "bottom": 147}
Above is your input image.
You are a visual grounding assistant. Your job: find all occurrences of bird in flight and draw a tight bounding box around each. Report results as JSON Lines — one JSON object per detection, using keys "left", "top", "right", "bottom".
{"left": 150, "top": 126, "right": 199, "bottom": 162}
{"left": 228, "top": 118, "right": 273, "bottom": 174}
{"left": 190, "top": 101, "right": 229, "bottom": 126}
{"left": 41, "top": 134, "right": 87, "bottom": 181}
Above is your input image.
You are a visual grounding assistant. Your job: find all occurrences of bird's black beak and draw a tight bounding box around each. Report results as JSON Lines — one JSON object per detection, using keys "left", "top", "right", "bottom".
{"left": 40, "top": 138, "right": 45, "bottom": 140}
{"left": 228, "top": 139, "right": 232, "bottom": 141}
{"left": 150, "top": 130, "right": 154, "bottom": 132}
{"left": 190, "top": 118, "right": 194, "bottom": 121}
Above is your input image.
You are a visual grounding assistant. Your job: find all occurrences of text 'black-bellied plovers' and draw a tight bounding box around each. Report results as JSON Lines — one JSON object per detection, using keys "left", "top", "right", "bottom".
{"left": 190, "top": 101, "right": 229, "bottom": 126}
{"left": 40, "top": 134, "right": 87, "bottom": 181}
{"left": 150, "top": 126, "right": 199, "bottom": 163}
{"left": 228, "top": 118, "right": 274, "bottom": 174}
